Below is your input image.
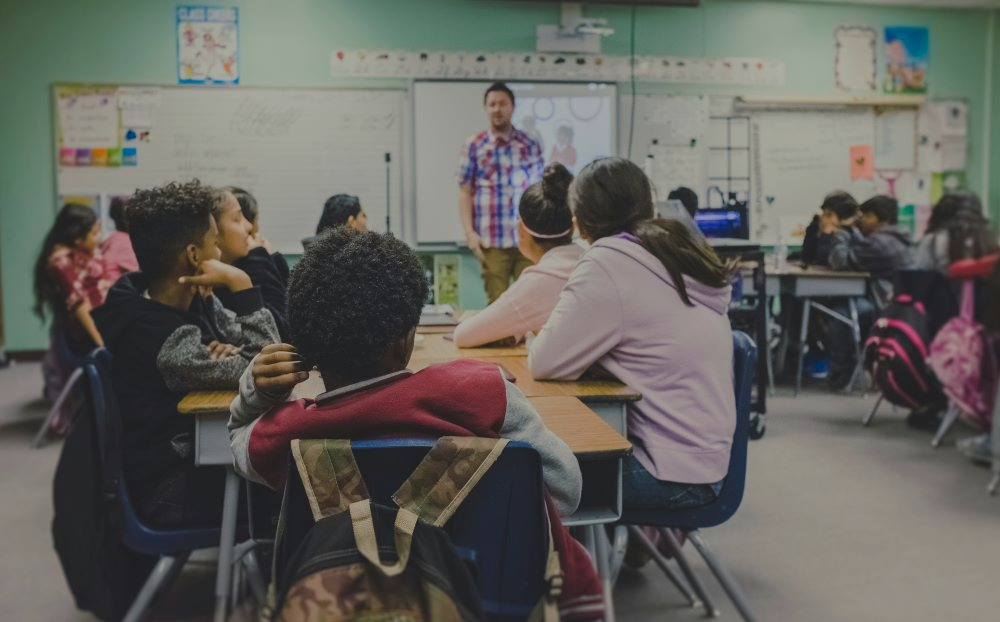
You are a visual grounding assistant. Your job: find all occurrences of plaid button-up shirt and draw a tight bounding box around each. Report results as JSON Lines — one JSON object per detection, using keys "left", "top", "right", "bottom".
{"left": 457, "top": 127, "right": 544, "bottom": 249}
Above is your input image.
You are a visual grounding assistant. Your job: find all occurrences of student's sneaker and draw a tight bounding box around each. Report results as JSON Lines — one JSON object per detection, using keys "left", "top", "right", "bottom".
{"left": 906, "top": 405, "right": 944, "bottom": 432}
{"left": 807, "top": 356, "right": 830, "bottom": 379}
{"left": 957, "top": 434, "right": 993, "bottom": 466}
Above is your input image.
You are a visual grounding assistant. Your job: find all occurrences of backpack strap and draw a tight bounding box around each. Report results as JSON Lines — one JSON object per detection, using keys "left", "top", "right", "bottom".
{"left": 528, "top": 503, "right": 563, "bottom": 622}
{"left": 392, "top": 436, "right": 510, "bottom": 527}
{"left": 348, "top": 500, "right": 419, "bottom": 578}
{"left": 290, "top": 439, "right": 370, "bottom": 521}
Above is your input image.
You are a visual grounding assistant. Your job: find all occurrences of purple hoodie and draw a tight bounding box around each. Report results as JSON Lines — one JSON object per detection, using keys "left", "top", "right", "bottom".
{"left": 528, "top": 236, "right": 735, "bottom": 484}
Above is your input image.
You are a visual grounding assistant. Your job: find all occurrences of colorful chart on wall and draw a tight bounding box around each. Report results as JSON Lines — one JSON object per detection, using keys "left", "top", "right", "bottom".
{"left": 177, "top": 6, "right": 239, "bottom": 85}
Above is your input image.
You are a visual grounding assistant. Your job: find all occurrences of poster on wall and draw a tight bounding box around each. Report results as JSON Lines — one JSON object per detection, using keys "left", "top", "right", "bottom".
{"left": 834, "top": 27, "right": 876, "bottom": 91}
{"left": 884, "top": 26, "right": 928, "bottom": 94}
{"left": 177, "top": 6, "right": 239, "bottom": 85}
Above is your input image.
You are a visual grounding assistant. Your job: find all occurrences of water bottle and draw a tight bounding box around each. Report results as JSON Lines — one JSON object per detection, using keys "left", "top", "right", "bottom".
{"left": 774, "top": 235, "right": 788, "bottom": 272}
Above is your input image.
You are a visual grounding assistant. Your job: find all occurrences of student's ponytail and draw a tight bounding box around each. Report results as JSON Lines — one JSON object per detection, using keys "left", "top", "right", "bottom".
{"left": 571, "top": 157, "right": 733, "bottom": 306}
{"left": 632, "top": 218, "right": 732, "bottom": 306}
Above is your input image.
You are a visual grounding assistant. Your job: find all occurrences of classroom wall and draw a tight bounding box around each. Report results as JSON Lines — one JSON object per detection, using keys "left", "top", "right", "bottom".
{"left": 0, "top": 0, "right": 994, "bottom": 351}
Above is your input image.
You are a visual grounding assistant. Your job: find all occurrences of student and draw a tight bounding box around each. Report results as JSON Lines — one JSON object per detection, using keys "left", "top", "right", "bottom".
{"left": 226, "top": 186, "right": 291, "bottom": 280}
{"left": 913, "top": 191, "right": 997, "bottom": 272}
{"left": 799, "top": 190, "right": 859, "bottom": 266}
{"left": 34, "top": 203, "right": 110, "bottom": 400}
{"left": 301, "top": 193, "right": 367, "bottom": 250}
{"left": 667, "top": 186, "right": 699, "bottom": 220}
{"left": 825, "top": 195, "right": 913, "bottom": 388}
{"left": 228, "top": 228, "right": 602, "bottom": 618}
{"left": 453, "top": 163, "right": 583, "bottom": 347}
{"left": 92, "top": 180, "right": 279, "bottom": 527}
{"left": 528, "top": 158, "right": 736, "bottom": 515}
{"left": 212, "top": 188, "right": 290, "bottom": 340}
{"left": 101, "top": 197, "right": 139, "bottom": 283}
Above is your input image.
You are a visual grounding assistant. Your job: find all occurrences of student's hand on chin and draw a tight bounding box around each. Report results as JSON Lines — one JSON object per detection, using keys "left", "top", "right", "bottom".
{"left": 249, "top": 234, "right": 274, "bottom": 254}
{"left": 253, "top": 343, "right": 310, "bottom": 395}
{"left": 180, "top": 259, "right": 253, "bottom": 292}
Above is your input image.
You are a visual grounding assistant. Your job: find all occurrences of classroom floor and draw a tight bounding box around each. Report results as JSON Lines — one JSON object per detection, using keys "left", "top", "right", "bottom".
{"left": 2, "top": 361, "right": 998, "bottom": 622}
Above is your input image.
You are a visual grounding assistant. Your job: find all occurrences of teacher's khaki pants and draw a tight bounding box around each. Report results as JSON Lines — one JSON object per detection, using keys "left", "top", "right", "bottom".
{"left": 480, "top": 247, "right": 532, "bottom": 303}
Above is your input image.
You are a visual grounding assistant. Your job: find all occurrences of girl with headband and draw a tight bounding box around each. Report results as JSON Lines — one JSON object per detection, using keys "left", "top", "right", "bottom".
{"left": 453, "top": 162, "right": 583, "bottom": 347}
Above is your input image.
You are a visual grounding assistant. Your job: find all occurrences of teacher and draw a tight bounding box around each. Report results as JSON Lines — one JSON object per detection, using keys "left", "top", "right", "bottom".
{"left": 458, "top": 81, "right": 544, "bottom": 302}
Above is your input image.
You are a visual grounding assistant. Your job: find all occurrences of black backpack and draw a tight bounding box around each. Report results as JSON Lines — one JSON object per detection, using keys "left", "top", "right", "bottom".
{"left": 52, "top": 352, "right": 155, "bottom": 621}
{"left": 863, "top": 294, "right": 943, "bottom": 409}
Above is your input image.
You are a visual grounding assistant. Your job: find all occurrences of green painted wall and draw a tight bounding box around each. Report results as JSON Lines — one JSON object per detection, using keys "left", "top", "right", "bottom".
{"left": 0, "top": 0, "right": 994, "bottom": 350}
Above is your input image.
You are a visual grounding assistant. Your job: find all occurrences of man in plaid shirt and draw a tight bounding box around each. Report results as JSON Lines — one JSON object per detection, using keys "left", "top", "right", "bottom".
{"left": 458, "top": 82, "right": 544, "bottom": 302}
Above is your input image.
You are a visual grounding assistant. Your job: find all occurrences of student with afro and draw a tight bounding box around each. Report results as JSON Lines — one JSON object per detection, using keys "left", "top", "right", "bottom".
{"left": 228, "top": 228, "right": 604, "bottom": 618}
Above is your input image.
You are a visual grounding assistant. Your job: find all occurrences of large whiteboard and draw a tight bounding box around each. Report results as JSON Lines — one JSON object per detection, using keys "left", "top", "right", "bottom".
{"left": 413, "top": 81, "right": 616, "bottom": 245}
{"left": 56, "top": 86, "right": 405, "bottom": 253}
{"left": 752, "top": 109, "right": 877, "bottom": 244}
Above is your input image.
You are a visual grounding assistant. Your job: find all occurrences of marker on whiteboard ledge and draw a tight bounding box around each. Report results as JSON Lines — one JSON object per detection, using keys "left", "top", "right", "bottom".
{"left": 384, "top": 152, "right": 392, "bottom": 233}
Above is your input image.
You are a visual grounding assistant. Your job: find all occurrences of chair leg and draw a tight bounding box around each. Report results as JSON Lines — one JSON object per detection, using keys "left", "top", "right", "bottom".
{"left": 626, "top": 526, "right": 699, "bottom": 608}
{"left": 659, "top": 528, "right": 719, "bottom": 618}
{"left": 686, "top": 531, "right": 759, "bottom": 622}
{"left": 931, "top": 403, "right": 961, "bottom": 448}
{"left": 608, "top": 525, "right": 628, "bottom": 586}
{"left": 123, "top": 556, "right": 183, "bottom": 622}
{"left": 794, "top": 299, "right": 811, "bottom": 396}
{"left": 844, "top": 298, "right": 863, "bottom": 393}
{"left": 32, "top": 367, "right": 84, "bottom": 448}
{"left": 242, "top": 549, "right": 268, "bottom": 604}
{"left": 592, "top": 525, "right": 616, "bottom": 622}
{"left": 862, "top": 394, "right": 884, "bottom": 427}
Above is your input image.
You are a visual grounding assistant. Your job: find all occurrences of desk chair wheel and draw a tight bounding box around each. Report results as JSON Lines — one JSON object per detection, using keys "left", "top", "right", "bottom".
{"left": 749, "top": 413, "right": 766, "bottom": 440}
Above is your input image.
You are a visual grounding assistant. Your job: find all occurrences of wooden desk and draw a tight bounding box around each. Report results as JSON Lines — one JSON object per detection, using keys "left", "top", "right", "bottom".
{"left": 180, "top": 392, "right": 630, "bottom": 523}
{"left": 413, "top": 332, "right": 527, "bottom": 359}
{"left": 742, "top": 259, "right": 870, "bottom": 394}
{"left": 409, "top": 356, "right": 640, "bottom": 436}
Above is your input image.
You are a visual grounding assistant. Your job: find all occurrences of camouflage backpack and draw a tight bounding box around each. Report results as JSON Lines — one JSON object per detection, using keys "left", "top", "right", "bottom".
{"left": 268, "top": 437, "right": 561, "bottom": 622}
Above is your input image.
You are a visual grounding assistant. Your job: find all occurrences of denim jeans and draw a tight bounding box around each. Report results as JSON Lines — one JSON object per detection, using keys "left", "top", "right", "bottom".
{"left": 622, "top": 454, "right": 723, "bottom": 511}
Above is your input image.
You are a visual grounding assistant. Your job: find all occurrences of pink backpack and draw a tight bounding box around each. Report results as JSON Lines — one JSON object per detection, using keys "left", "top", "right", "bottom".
{"left": 927, "top": 281, "right": 997, "bottom": 428}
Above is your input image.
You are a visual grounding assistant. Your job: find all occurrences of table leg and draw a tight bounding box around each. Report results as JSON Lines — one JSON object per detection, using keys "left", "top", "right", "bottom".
{"left": 845, "top": 297, "right": 863, "bottom": 393}
{"left": 590, "top": 525, "right": 616, "bottom": 622}
{"left": 764, "top": 295, "right": 776, "bottom": 396}
{"left": 213, "top": 467, "right": 240, "bottom": 622}
{"left": 795, "top": 298, "right": 811, "bottom": 396}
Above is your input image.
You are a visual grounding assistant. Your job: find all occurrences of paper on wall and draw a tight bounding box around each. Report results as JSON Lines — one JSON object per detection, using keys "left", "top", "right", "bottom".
{"left": 874, "top": 109, "right": 916, "bottom": 170}
{"left": 835, "top": 27, "right": 877, "bottom": 91}
{"left": 58, "top": 92, "right": 120, "bottom": 149}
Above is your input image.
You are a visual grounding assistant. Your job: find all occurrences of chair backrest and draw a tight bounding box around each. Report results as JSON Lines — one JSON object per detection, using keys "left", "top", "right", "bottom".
{"left": 622, "top": 329, "right": 757, "bottom": 529}
{"left": 278, "top": 438, "right": 548, "bottom": 621}
{"left": 82, "top": 349, "right": 220, "bottom": 554}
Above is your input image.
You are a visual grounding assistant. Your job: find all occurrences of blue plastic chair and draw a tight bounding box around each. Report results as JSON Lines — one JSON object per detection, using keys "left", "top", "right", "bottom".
{"left": 83, "top": 349, "right": 226, "bottom": 622}
{"left": 276, "top": 438, "right": 549, "bottom": 621}
{"left": 619, "top": 330, "right": 759, "bottom": 622}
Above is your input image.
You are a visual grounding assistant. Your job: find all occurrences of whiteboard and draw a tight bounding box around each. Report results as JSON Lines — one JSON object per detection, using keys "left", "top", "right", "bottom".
{"left": 619, "top": 94, "right": 710, "bottom": 204}
{"left": 56, "top": 86, "right": 405, "bottom": 253}
{"left": 752, "top": 109, "right": 877, "bottom": 244}
{"left": 413, "top": 81, "right": 616, "bottom": 245}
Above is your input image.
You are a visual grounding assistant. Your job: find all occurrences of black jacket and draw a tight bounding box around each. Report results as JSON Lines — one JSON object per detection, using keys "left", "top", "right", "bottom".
{"left": 92, "top": 273, "right": 278, "bottom": 489}
{"left": 215, "top": 248, "right": 290, "bottom": 340}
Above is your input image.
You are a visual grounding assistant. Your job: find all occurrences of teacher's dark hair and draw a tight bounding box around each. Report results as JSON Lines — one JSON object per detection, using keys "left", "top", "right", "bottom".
{"left": 484, "top": 81, "right": 515, "bottom": 106}
{"left": 570, "top": 157, "right": 734, "bottom": 306}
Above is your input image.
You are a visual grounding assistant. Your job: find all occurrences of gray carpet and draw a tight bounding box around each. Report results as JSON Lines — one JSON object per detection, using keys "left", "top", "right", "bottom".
{"left": 1, "top": 361, "right": 997, "bottom": 621}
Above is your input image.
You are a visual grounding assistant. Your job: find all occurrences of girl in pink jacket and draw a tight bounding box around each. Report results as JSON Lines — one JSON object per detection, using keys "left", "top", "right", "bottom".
{"left": 454, "top": 163, "right": 584, "bottom": 347}
{"left": 529, "top": 157, "right": 736, "bottom": 511}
